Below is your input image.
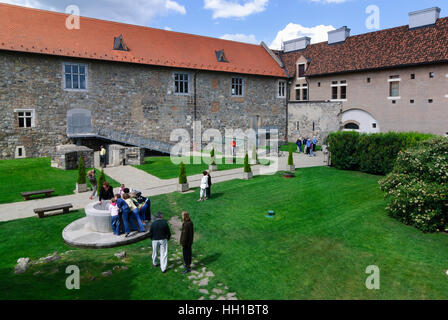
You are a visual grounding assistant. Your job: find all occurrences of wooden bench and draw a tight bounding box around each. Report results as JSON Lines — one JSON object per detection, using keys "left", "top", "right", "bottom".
{"left": 34, "top": 203, "right": 73, "bottom": 219}
{"left": 21, "top": 189, "right": 54, "bottom": 201}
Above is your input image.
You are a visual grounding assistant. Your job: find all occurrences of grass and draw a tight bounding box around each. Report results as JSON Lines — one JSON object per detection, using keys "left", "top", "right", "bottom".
{"left": 0, "top": 158, "right": 120, "bottom": 204}
{"left": 134, "top": 156, "right": 246, "bottom": 180}
{"left": 1, "top": 167, "right": 448, "bottom": 299}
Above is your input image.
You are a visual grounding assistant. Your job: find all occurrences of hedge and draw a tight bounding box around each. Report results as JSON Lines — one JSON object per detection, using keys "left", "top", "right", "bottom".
{"left": 327, "top": 131, "right": 434, "bottom": 175}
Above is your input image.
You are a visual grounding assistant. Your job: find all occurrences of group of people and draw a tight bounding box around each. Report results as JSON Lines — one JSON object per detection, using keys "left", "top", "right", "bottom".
{"left": 296, "top": 136, "right": 318, "bottom": 157}
{"left": 86, "top": 164, "right": 197, "bottom": 275}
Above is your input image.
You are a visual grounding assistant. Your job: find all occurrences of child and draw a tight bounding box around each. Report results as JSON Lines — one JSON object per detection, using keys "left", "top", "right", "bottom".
{"left": 123, "top": 193, "right": 146, "bottom": 233}
{"left": 198, "top": 171, "right": 209, "bottom": 202}
{"left": 109, "top": 198, "right": 120, "bottom": 236}
{"left": 119, "top": 184, "right": 126, "bottom": 196}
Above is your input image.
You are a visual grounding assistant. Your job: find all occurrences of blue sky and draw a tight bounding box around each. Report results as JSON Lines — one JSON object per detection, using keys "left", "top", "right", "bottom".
{"left": 1, "top": 0, "right": 445, "bottom": 49}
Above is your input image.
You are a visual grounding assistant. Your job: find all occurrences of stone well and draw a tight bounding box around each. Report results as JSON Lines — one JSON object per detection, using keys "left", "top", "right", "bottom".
{"left": 62, "top": 201, "right": 151, "bottom": 249}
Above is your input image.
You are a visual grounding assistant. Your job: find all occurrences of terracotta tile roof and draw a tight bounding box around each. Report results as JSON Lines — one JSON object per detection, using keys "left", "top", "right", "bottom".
{"left": 281, "top": 17, "right": 448, "bottom": 77}
{"left": 0, "top": 3, "right": 286, "bottom": 78}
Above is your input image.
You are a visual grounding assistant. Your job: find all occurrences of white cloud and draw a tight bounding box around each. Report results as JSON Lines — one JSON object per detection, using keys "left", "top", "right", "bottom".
{"left": 0, "top": 0, "right": 186, "bottom": 25}
{"left": 164, "top": 26, "right": 173, "bottom": 31}
{"left": 270, "top": 23, "right": 336, "bottom": 50}
{"left": 204, "top": 0, "right": 268, "bottom": 19}
{"left": 220, "top": 33, "right": 258, "bottom": 44}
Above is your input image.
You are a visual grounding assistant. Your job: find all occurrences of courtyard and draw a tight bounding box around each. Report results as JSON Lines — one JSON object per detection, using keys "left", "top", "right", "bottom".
{"left": 1, "top": 163, "right": 448, "bottom": 300}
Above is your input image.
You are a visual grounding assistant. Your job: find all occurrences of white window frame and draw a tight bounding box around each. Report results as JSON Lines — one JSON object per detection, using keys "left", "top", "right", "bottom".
{"left": 295, "top": 84, "right": 308, "bottom": 101}
{"left": 330, "top": 80, "right": 347, "bottom": 102}
{"left": 62, "top": 62, "right": 88, "bottom": 92}
{"left": 297, "top": 63, "right": 306, "bottom": 80}
{"left": 231, "top": 77, "right": 244, "bottom": 97}
{"left": 277, "top": 80, "right": 286, "bottom": 98}
{"left": 14, "top": 109, "right": 36, "bottom": 128}
{"left": 15, "top": 146, "right": 26, "bottom": 159}
{"left": 173, "top": 72, "right": 191, "bottom": 96}
{"left": 388, "top": 75, "right": 401, "bottom": 99}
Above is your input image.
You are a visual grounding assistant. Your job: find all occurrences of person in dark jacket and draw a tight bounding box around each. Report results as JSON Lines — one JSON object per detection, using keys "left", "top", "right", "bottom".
{"left": 206, "top": 172, "right": 212, "bottom": 199}
{"left": 296, "top": 138, "right": 303, "bottom": 153}
{"left": 149, "top": 212, "right": 171, "bottom": 273}
{"left": 99, "top": 181, "right": 114, "bottom": 203}
{"left": 180, "top": 211, "right": 194, "bottom": 274}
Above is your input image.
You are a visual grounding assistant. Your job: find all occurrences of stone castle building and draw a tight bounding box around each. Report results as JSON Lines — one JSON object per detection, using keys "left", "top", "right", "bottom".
{"left": 0, "top": 4, "right": 447, "bottom": 159}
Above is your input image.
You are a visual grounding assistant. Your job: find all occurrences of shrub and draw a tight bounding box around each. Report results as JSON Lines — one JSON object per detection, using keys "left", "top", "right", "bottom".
{"left": 97, "top": 169, "right": 106, "bottom": 195}
{"left": 179, "top": 162, "right": 187, "bottom": 184}
{"left": 327, "top": 131, "right": 434, "bottom": 175}
{"left": 77, "top": 156, "right": 86, "bottom": 184}
{"left": 327, "top": 131, "right": 360, "bottom": 171}
{"left": 288, "top": 145, "right": 294, "bottom": 166}
{"left": 379, "top": 137, "right": 448, "bottom": 233}
{"left": 244, "top": 153, "right": 252, "bottom": 173}
{"left": 210, "top": 148, "right": 216, "bottom": 166}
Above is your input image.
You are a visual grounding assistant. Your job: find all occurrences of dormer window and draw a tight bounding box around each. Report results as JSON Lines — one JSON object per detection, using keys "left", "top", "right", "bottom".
{"left": 215, "top": 50, "right": 228, "bottom": 63}
{"left": 114, "top": 35, "right": 129, "bottom": 51}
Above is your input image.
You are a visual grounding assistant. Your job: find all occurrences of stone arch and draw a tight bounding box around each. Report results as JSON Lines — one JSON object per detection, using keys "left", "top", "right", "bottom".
{"left": 67, "top": 109, "right": 92, "bottom": 136}
{"left": 341, "top": 108, "right": 380, "bottom": 133}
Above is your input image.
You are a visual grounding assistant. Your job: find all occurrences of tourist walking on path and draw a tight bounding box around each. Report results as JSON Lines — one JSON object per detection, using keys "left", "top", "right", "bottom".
{"left": 99, "top": 181, "right": 114, "bottom": 203}
{"left": 296, "top": 138, "right": 303, "bottom": 153}
{"left": 231, "top": 139, "right": 236, "bottom": 157}
{"left": 109, "top": 198, "right": 121, "bottom": 236}
{"left": 149, "top": 212, "right": 172, "bottom": 273}
{"left": 198, "top": 171, "right": 209, "bottom": 202}
{"left": 180, "top": 211, "right": 194, "bottom": 274}
{"left": 206, "top": 172, "right": 212, "bottom": 199}
{"left": 100, "top": 146, "right": 107, "bottom": 168}
{"left": 312, "top": 136, "right": 318, "bottom": 152}
{"left": 87, "top": 170, "right": 97, "bottom": 200}
{"left": 307, "top": 139, "right": 315, "bottom": 157}
{"left": 303, "top": 138, "right": 308, "bottom": 154}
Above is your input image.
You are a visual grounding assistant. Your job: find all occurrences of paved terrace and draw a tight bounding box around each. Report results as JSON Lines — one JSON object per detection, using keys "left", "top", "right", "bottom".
{"left": 0, "top": 152, "right": 327, "bottom": 222}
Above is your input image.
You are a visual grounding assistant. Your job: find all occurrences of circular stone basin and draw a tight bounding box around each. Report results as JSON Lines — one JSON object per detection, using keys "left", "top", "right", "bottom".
{"left": 85, "top": 201, "right": 113, "bottom": 233}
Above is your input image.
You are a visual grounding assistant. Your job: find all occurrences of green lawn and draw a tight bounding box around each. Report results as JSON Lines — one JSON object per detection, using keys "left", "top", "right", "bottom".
{"left": 0, "top": 158, "right": 120, "bottom": 204}
{"left": 1, "top": 167, "right": 448, "bottom": 299}
{"left": 134, "top": 156, "right": 246, "bottom": 179}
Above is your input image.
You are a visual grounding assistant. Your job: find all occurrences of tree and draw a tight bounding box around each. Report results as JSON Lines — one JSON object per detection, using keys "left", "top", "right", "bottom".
{"left": 97, "top": 169, "right": 106, "bottom": 195}
{"left": 210, "top": 147, "right": 216, "bottom": 166}
{"left": 179, "top": 162, "right": 187, "bottom": 184}
{"left": 244, "top": 152, "right": 252, "bottom": 173}
{"left": 77, "top": 155, "right": 86, "bottom": 185}
{"left": 288, "top": 144, "right": 294, "bottom": 166}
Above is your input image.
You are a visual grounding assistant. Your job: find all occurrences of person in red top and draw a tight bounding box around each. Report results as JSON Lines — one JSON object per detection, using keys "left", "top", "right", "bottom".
{"left": 231, "top": 139, "right": 236, "bottom": 157}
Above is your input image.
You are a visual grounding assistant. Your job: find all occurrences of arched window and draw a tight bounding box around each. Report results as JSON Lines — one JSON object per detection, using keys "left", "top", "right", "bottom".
{"left": 344, "top": 122, "right": 360, "bottom": 130}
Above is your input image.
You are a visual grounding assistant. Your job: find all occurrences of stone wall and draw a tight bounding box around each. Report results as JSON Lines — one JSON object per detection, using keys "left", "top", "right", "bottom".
{"left": 288, "top": 101, "right": 342, "bottom": 144}
{"left": 51, "top": 145, "right": 94, "bottom": 170}
{"left": 0, "top": 51, "right": 286, "bottom": 159}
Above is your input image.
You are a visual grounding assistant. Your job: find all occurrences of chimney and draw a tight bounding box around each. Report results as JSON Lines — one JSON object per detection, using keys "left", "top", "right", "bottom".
{"left": 409, "top": 7, "right": 441, "bottom": 29}
{"left": 327, "top": 26, "right": 350, "bottom": 45}
{"left": 283, "top": 37, "right": 311, "bottom": 53}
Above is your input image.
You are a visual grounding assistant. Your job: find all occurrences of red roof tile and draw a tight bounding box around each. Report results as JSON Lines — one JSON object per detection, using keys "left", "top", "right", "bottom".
{"left": 0, "top": 3, "right": 286, "bottom": 78}
{"left": 281, "top": 17, "right": 448, "bottom": 77}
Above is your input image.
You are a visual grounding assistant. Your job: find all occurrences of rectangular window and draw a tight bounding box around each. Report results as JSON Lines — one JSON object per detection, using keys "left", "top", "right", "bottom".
{"left": 302, "top": 84, "right": 308, "bottom": 101}
{"left": 429, "top": 72, "right": 434, "bottom": 78}
{"left": 15, "top": 109, "right": 35, "bottom": 128}
{"left": 295, "top": 87, "right": 301, "bottom": 101}
{"left": 390, "top": 81, "right": 400, "bottom": 97}
{"left": 298, "top": 64, "right": 306, "bottom": 78}
{"left": 411, "top": 74, "right": 415, "bottom": 79}
{"left": 174, "top": 73, "right": 190, "bottom": 94}
{"left": 340, "top": 85, "right": 347, "bottom": 100}
{"left": 63, "top": 63, "right": 87, "bottom": 90}
{"left": 278, "top": 81, "right": 286, "bottom": 98}
{"left": 332, "top": 86, "right": 338, "bottom": 100}
{"left": 231, "top": 77, "right": 244, "bottom": 96}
